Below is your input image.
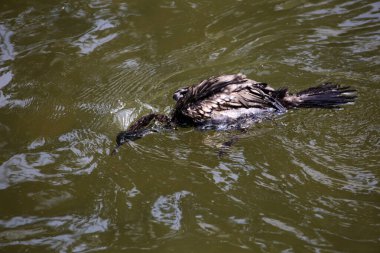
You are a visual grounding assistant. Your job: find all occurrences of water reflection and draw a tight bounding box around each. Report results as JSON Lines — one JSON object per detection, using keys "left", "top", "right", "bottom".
{"left": 0, "top": 128, "right": 110, "bottom": 190}
{"left": 151, "top": 191, "right": 191, "bottom": 230}
{"left": 0, "top": 0, "right": 379, "bottom": 252}
{"left": 0, "top": 215, "right": 108, "bottom": 252}
{"left": 262, "top": 217, "right": 319, "bottom": 245}
{"left": 0, "top": 24, "right": 15, "bottom": 107}
{"left": 74, "top": 19, "right": 118, "bottom": 55}
{"left": 0, "top": 152, "right": 57, "bottom": 190}
{"left": 0, "top": 25, "right": 15, "bottom": 62}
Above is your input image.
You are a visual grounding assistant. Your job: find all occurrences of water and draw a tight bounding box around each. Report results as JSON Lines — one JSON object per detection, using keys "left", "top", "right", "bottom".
{"left": 0, "top": 0, "right": 379, "bottom": 252}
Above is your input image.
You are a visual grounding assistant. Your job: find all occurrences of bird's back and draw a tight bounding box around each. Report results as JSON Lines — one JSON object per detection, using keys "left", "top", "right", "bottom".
{"left": 172, "top": 74, "right": 286, "bottom": 128}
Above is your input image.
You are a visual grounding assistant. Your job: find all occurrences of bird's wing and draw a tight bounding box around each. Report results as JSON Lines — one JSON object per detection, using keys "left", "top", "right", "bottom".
{"left": 187, "top": 74, "right": 248, "bottom": 103}
{"left": 185, "top": 81, "right": 286, "bottom": 119}
{"left": 173, "top": 74, "right": 248, "bottom": 119}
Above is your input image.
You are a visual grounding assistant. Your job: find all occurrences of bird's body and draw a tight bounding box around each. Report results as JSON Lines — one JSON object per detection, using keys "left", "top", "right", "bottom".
{"left": 114, "top": 73, "right": 356, "bottom": 150}
{"left": 170, "top": 73, "right": 355, "bottom": 128}
{"left": 171, "top": 74, "right": 285, "bottom": 129}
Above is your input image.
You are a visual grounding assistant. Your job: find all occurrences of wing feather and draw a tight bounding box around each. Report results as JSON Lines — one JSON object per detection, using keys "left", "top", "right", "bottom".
{"left": 173, "top": 74, "right": 286, "bottom": 122}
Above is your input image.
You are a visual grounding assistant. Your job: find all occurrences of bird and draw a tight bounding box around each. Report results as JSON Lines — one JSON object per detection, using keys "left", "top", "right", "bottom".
{"left": 113, "top": 73, "right": 356, "bottom": 152}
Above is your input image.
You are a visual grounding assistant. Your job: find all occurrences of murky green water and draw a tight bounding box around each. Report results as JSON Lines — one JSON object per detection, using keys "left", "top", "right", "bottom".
{"left": 0, "top": 0, "right": 379, "bottom": 252}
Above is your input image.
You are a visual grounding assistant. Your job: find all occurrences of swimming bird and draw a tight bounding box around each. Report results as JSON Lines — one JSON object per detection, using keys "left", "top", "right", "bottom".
{"left": 114, "top": 73, "right": 356, "bottom": 152}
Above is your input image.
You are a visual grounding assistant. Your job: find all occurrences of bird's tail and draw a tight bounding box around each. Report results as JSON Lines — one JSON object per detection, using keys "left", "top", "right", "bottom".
{"left": 281, "top": 83, "right": 357, "bottom": 109}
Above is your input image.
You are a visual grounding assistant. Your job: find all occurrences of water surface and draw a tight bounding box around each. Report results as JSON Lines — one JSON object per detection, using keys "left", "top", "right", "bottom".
{"left": 0, "top": 0, "right": 379, "bottom": 252}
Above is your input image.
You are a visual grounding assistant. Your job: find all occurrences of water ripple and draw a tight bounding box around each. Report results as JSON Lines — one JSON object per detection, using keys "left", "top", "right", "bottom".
{"left": 151, "top": 191, "right": 192, "bottom": 231}
{"left": 0, "top": 152, "right": 58, "bottom": 190}
{"left": 0, "top": 0, "right": 379, "bottom": 252}
{"left": 0, "top": 214, "right": 108, "bottom": 252}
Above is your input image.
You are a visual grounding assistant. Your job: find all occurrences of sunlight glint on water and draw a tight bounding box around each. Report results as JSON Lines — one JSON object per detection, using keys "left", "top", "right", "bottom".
{"left": 0, "top": 1, "right": 379, "bottom": 252}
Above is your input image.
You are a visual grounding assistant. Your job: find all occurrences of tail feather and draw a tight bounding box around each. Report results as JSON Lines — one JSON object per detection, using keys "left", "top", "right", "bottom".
{"left": 282, "top": 83, "right": 357, "bottom": 108}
